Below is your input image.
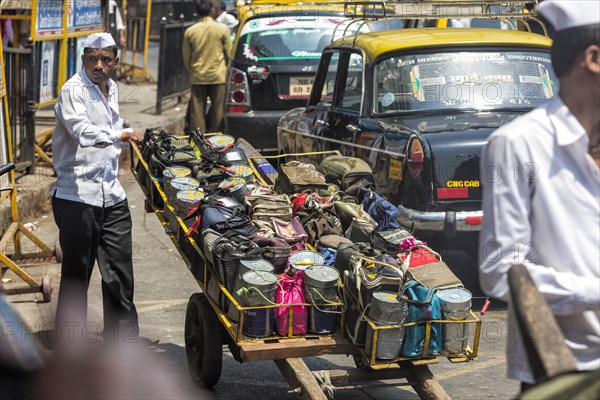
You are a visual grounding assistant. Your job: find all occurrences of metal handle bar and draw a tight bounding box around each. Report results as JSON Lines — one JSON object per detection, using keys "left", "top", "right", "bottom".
{"left": 0, "top": 163, "right": 16, "bottom": 193}
{"left": 0, "top": 162, "right": 15, "bottom": 177}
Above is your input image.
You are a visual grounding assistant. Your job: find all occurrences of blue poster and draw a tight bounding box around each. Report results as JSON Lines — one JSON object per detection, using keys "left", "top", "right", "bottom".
{"left": 68, "top": 0, "right": 103, "bottom": 33}
{"left": 35, "top": 0, "right": 64, "bottom": 38}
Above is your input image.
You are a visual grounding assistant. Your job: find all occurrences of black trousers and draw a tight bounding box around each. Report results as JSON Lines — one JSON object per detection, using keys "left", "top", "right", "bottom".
{"left": 52, "top": 197, "right": 139, "bottom": 342}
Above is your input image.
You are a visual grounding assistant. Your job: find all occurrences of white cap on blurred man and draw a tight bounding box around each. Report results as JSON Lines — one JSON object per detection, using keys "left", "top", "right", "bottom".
{"left": 83, "top": 32, "right": 116, "bottom": 49}
{"left": 539, "top": 0, "right": 600, "bottom": 32}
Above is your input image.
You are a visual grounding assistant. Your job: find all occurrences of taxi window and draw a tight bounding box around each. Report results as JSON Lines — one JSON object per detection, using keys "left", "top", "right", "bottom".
{"left": 375, "top": 50, "right": 557, "bottom": 114}
{"left": 234, "top": 18, "right": 343, "bottom": 64}
{"left": 341, "top": 53, "right": 364, "bottom": 111}
{"left": 308, "top": 51, "right": 339, "bottom": 107}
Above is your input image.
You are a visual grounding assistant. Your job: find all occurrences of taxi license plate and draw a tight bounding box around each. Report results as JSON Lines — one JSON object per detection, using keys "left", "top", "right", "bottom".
{"left": 289, "top": 77, "right": 315, "bottom": 97}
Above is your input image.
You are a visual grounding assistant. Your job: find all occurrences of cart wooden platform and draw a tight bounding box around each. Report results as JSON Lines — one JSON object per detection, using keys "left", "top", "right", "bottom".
{"left": 129, "top": 138, "right": 480, "bottom": 400}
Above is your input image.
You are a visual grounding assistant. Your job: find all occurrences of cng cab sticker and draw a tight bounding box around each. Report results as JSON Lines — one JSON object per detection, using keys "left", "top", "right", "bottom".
{"left": 446, "top": 180, "right": 480, "bottom": 188}
{"left": 389, "top": 159, "right": 403, "bottom": 181}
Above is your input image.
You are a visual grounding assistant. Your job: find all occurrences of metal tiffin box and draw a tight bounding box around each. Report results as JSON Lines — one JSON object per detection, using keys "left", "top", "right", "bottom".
{"left": 303, "top": 266, "right": 340, "bottom": 304}
{"left": 437, "top": 287, "right": 472, "bottom": 355}
{"left": 228, "top": 259, "right": 275, "bottom": 323}
{"left": 288, "top": 250, "right": 325, "bottom": 276}
{"left": 364, "top": 291, "right": 408, "bottom": 360}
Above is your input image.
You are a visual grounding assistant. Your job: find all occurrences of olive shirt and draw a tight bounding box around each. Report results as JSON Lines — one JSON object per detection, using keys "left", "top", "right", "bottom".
{"left": 182, "top": 16, "right": 232, "bottom": 85}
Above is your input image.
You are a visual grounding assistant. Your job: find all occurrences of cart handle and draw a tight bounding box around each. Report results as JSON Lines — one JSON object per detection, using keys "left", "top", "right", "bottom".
{"left": 0, "top": 163, "right": 15, "bottom": 177}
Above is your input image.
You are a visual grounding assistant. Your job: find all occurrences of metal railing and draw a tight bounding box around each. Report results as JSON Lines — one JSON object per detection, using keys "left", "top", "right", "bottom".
{"left": 2, "top": 46, "right": 36, "bottom": 174}
{"left": 155, "top": 18, "right": 193, "bottom": 115}
{"left": 149, "top": 1, "right": 198, "bottom": 38}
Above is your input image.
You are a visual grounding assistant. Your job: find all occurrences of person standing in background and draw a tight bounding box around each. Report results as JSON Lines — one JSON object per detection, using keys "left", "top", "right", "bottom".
{"left": 1, "top": 15, "right": 14, "bottom": 48}
{"left": 215, "top": 1, "right": 238, "bottom": 36}
{"left": 182, "top": 0, "right": 232, "bottom": 133}
{"left": 109, "top": 0, "right": 126, "bottom": 48}
{"left": 479, "top": 0, "right": 599, "bottom": 391}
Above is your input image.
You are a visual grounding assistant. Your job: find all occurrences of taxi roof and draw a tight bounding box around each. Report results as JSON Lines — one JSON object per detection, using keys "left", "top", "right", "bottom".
{"left": 238, "top": 2, "right": 345, "bottom": 24}
{"left": 334, "top": 28, "right": 553, "bottom": 62}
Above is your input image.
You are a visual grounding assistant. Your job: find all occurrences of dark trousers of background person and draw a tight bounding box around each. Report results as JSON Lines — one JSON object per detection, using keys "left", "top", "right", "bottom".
{"left": 52, "top": 197, "right": 139, "bottom": 343}
{"left": 189, "top": 83, "right": 225, "bottom": 134}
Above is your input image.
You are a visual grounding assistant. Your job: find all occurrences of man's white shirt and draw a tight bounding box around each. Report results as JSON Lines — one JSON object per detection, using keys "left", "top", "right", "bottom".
{"left": 52, "top": 69, "right": 126, "bottom": 207}
{"left": 479, "top": 95, "right": 600, "bottom": 383}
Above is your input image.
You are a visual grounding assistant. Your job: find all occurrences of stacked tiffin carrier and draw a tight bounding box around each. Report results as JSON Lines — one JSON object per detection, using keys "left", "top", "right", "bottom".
{"left": 135, "top": 130, "right": 480, "bottom": 359}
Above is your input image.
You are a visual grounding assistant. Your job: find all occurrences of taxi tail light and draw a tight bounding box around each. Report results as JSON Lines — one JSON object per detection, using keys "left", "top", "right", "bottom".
{"left": 437, "top": 188, "right": 469, "bottom": 199}
{"left": 465, "top": 215, "right": 482, "bottom": 226}
{"left": 226, "top": 67, "right": 251, "bottom": 113}
{"left": 407, "top": 138, "right": 424, "bottom": 179}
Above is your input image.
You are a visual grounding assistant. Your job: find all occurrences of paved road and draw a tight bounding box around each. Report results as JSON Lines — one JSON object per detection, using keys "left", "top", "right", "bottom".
{"left": 4, "top": 168, "right": 519, "bottom": 400}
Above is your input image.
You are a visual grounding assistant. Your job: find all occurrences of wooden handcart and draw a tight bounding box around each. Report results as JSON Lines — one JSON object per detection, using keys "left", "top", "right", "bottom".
{"left": 129, "top": 138, "right": 481, "bottom": 400}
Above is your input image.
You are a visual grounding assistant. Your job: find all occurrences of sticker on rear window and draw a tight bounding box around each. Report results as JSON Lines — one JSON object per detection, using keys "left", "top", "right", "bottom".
{"left": 539, "top": 64, "right": 554, "bottom": 98}
{"left": 381, "top": 92, "right": 394, "bottom": 107}
{"left": 409, "top": 66, "right": 424, "bottom": 101}
{"left": 243, "top": 43, "right": 258, "bottom": 62}
{"left": 291, "top": 51, "right": 321, "bottom": 58}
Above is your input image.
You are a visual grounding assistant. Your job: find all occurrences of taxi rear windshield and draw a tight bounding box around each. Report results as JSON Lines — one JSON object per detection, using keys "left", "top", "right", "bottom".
{"left": 375, "top": 50, "right": 556, "bottom": 114}
{"left": 235, "top": 18, "right": 344, "bottom": 63}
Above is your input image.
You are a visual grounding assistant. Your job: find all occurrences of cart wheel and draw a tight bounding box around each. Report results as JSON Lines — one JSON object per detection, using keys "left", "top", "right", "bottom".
{"left": 54, "top": 241, "right": 63, "bottom": 263}
{"left": 184, "top": 292, "right": 222, "bottom": 388}
{"left": 41, "top": 275, "right": 52, "bottom": 303}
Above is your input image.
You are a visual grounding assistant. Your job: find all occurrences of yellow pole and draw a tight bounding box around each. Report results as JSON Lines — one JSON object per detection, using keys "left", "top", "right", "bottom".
{"left": 29, "top": 0, "right": 37, "bottom": 40}
{"left": 58, "top": 0, "right": 69, "bottom": 89}
{"left": 131, "top": 20, "right": 138, "bottom": 69}
{"left": 143, "top": 0, "right": 153, "bottom": 79}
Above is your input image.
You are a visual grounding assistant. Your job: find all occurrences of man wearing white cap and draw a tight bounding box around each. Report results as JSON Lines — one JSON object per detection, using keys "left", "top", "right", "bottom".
{"left": 479, "top": 0, "right": 600, "bottom": 390}
{"left": 52, "top": 32, "right": 146, "bottom": 343}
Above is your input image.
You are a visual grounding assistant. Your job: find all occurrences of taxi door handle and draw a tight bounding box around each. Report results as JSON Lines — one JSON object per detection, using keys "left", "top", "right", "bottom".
{"left": 346, "top": 124, "right": 361, "bottom": 133}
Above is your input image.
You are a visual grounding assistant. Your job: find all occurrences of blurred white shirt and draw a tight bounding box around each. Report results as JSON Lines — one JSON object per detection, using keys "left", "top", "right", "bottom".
{"left": 216, "top": 11, "right": 238, "bottom": 35}
{"left": 479, "top": 95, "right": 600, "bottom": 383}
{"left": 110, "top": 0, "right": 125, "bottom": 31}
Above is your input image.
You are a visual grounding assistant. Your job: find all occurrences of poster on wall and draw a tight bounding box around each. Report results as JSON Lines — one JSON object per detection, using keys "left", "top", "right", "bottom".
{"left": 35, "top": 0, "right": 64, "bottom": 38}
{"left": 66, "top": 36, "right": 87, "bottom": 79}
{"left": 68, "top": 0, "right": 103, "bottom": 34}
{"left": 39, "top": 40, "right": 56, "bottom": 104}
{"left": 75, "top": 36, "right": 86, "bottom": 72}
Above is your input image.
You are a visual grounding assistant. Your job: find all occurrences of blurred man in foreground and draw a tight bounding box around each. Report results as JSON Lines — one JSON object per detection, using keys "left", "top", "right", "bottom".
{"left": 479, "top": 0, "right": 600, "bottom": 389}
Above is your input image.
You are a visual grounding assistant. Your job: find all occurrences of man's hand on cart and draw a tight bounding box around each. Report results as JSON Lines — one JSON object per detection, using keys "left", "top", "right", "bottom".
{"left": 120, "top": 128, "right": 144, "bottom": 147}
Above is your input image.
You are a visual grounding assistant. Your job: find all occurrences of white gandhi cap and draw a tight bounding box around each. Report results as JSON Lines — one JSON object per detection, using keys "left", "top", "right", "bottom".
{"left": 538, "top": 0, "right": 600, "bottom": 32}
{"left": 83, "top": 32, "right": 116, "bottom": 49}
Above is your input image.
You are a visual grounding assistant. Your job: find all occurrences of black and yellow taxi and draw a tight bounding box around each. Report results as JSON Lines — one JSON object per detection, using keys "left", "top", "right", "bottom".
{"left": 277, "top": 1, "right": 555, "bottom": 240}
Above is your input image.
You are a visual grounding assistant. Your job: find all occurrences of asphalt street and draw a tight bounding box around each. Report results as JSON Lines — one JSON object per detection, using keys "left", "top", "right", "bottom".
{"left": 3, "top": 166, "right": 520, "bottom": 400}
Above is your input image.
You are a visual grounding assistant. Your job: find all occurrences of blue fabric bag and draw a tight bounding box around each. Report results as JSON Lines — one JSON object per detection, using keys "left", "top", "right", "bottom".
{"left": 200, "top": 205, "right": 259, "bottom": 236}
{"left": 361, "top": 191, "right": 401, "bottom": 232}
{"left": 400, "top": 280, "right": 442, "bottom": 357}
{"left": 318, "top": 247, "right": 337, "bottom": 266}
